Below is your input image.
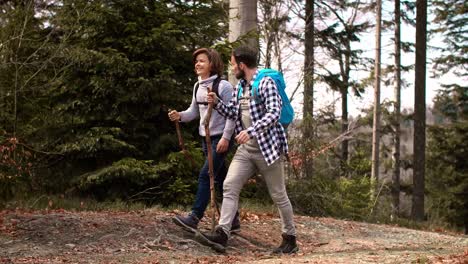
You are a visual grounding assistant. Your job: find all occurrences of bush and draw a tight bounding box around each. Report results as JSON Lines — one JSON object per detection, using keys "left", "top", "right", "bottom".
{"left": 288, "top": 175, "right": 373, "bottom": 220}
{"left": 76, "top": 145, "right": 204, "bottom": 206}
{"left": 0, "top": 136, "right": 34, "bottom": 200}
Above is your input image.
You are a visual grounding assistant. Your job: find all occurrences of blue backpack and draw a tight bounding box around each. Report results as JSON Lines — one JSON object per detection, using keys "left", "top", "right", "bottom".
{"left": 237, "top": 69, "right": 294, "bottom": 127}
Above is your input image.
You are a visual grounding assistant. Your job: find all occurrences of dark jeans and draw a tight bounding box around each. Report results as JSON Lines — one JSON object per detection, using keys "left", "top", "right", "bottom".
{"left": 192, "top": 135, "right": 231, "bottom": 219}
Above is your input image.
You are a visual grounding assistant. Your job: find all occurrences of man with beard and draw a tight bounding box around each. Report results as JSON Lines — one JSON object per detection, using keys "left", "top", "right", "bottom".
{"left": 198, "top": 46, "right": 299, "bottom": 254}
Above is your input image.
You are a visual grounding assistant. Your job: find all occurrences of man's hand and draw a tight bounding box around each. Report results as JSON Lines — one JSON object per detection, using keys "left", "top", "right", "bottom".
{"left": 207, "top": 92, "right": 218, "bottom": 104}
{"left": 216, "top": 138, "right": 229, "bottom": 153}
{"left": 235, "top": 130, "right": 251, "bottom": 144}
{"left": 168, "top": 110, "right": 180, "bottom": 122}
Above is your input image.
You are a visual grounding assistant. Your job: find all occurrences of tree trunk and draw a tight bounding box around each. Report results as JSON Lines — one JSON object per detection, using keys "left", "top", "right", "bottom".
{"left": 412, "top": 0, "right": 427, "bottom": 222}
{"left": 274, "top": 32, "right": 283, "bottom": 72}
{"left": 228, "top": 0, "right": 258, "bottom": 83}
{"left": 262, "top": 0, "right": 273, "bottom": 68}
{"left": 392, "top": 0, "right": 402, "bottom": 219}
{"left": 302, "top": 0, "right": 314, "bottom": 178}
{"left": 265, "top": 34, "right": 273, "bottom": 68}
{"left": 340, "top": 31, "right": 352, "bottom": 177}
{"left": 371, "top": 0, "right": 382, "bottom": 197}
{"left": 341, "top": 87, "right": 348, "bottom": 176}
{"left": 316, "top": 1, "right": 368, "bottom": 177}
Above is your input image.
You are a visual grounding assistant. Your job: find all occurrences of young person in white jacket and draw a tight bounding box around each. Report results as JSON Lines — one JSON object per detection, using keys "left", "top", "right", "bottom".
{"left": 168, "top": 48, "right": 240, "bottom": 233}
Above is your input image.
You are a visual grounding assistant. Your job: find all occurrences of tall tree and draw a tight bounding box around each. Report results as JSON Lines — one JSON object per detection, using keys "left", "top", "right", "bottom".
{"left": 302, "top": 0, "right": 314, "bottom": 178}
{"left": 391, "top": 0, "right": 402, "bottom": 218}
{"left": 0, "top": 0, "right": 60, "bottom": 198}
{"left": 431, "top": 0, "right": 467, "bottom": 89}
{"left": 258, "top": 0, "right": 288, "bottom": 70}
{"left": 412, "top": 0, "right": 427, "bottom": 221}
{"left": 371, "top": 0, "right": 382, "bottom": 195}
{"left": 315, "top": 1, "right": 372, "bottom": 176}
{"left": 0, "top": 0, "right": 55, "bottom": 137}
{"left": 427, "top": 87, "right": 468, "bottom": 233}
{"left": 425, "top": 0, "right": 466, "bottom": 225}
{"left": 228, "top": 0, "right": 257, "bottom": 82}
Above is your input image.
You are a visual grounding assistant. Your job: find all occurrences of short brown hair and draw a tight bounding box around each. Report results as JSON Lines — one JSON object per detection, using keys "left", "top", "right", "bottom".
{"left": 192, "top": 48, "right": 224, "bottom": 77}
{"left": 232, "top": 46, "right": 258, "bottom": 68}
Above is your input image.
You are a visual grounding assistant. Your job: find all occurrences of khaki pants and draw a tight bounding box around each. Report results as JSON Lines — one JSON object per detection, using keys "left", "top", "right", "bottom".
{"left": 218, "top": 144, "right": 296, "bottom": 236}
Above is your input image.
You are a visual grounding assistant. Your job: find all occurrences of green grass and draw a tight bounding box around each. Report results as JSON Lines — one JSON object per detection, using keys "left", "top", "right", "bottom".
{"left": 1, "top": 194, "right": 280, "bottom": 218}
{"left": 239, "top": 198, "right": 278, "bottom": 214}
{"left": 1, "top": 194, "right": 147, "bottom": 212}
{"left": 1, "top": 194, "right": 462, "bottom": 235}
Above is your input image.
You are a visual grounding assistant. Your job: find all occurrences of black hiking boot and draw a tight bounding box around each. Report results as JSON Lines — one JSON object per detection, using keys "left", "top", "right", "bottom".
{"left": 230, "top": 212, "right": 241, "bottom": 233}
{"left": 272, "top": 233, "right": 299, "bottom": 254}
{"left": 172, "top": 213, "right": 199, "bottom": 233}
{"left": 196, "top": 227, "right": 228, "bottom": 253}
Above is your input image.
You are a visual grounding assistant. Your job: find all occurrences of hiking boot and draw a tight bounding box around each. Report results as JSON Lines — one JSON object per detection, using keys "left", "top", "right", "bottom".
{"left": 172, "top": 213, "right": 199, "bottom": 233}
{"left": 196, "top": 227, "right": 228, "bottom": 253}
{"left": 272, "top": 233, "right": 299, "bottom": 254}
{"left": 230, "top": 213, "right": 241, "bottom": 233}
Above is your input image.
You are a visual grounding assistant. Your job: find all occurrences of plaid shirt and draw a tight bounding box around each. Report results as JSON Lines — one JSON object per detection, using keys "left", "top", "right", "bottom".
{"left": 215, "top": 70, "right": 288, "bottom": 166}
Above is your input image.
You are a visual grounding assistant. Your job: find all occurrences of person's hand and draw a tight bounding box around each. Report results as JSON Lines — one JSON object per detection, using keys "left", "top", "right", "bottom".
{"left": 168, "top": 110, "right": 180, "bottom": 122}
{"left": 207, "top": 92, "right": 218, "bottom": 104}
{"left": 216, "top": 138, "right": 229, "bottom": 153}
{"left": 235, "top": 130, "right": 250, "bottom": 144}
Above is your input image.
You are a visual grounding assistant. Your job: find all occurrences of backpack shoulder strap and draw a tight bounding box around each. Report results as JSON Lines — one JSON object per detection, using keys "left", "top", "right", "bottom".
{"left": 194, "top": 82, "right": 200, "bottom": 97}
{"left": 212, "top": 76, "right": 221, "bottom": 97}
{"left": 251, "top": 69, "right": 280, "bottom": 99}
{"left": 236, "top": 82, "right": 243, "bottom": 100}
{"left": 196, "top": 76, "right": 222, "bottom": 105}
{"left": 194, "top": 82, "right": 204, "bottom": 105}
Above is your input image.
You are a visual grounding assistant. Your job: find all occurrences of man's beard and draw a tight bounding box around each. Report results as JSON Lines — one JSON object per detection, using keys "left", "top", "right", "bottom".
{"left": 235, "top": 69, "right": 245, "bottom": 80}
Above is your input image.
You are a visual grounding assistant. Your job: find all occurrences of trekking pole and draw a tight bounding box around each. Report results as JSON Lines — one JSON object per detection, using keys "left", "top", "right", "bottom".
{"left": 203, "top": 87, "right": 217, "bottom": 233}
{"left": 169, "top": 108, "right": 196, "bottom": 168}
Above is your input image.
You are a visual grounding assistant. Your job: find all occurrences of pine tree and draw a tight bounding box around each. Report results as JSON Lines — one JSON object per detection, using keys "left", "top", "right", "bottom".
{"left": 314, "top": 0, "right": 373, "bottom": 176}
{"left": 431, "top": 0, "right": 467, "bottom": 86}
{"left": 427, "top": 87, "right": 468, "bottom": 233}
{"left": 412, "top": 0, "right": 427, "bottom": 221}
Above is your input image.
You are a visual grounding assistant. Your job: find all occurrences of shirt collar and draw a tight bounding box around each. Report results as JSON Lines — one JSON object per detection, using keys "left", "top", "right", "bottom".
{"left": 198, "top": 74, "right": 218, "bottom": 86}
{"left": 240, "top": 70, "right": 259, "bottom": 88}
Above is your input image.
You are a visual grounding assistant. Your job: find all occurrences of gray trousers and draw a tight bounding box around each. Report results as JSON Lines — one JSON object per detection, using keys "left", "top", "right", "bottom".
{"left": 217, "top": 144, "right": 296, "bottom": 237}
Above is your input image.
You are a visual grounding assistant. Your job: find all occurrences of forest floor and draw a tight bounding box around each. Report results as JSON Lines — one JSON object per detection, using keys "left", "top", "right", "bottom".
{"left": 0, "top": 208, "right": 467, "bottom": 264}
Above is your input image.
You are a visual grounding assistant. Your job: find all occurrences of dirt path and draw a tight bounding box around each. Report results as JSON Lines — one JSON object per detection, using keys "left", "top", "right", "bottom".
{"left": 1, "top": 209, "right": 466, "bottom": 263}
